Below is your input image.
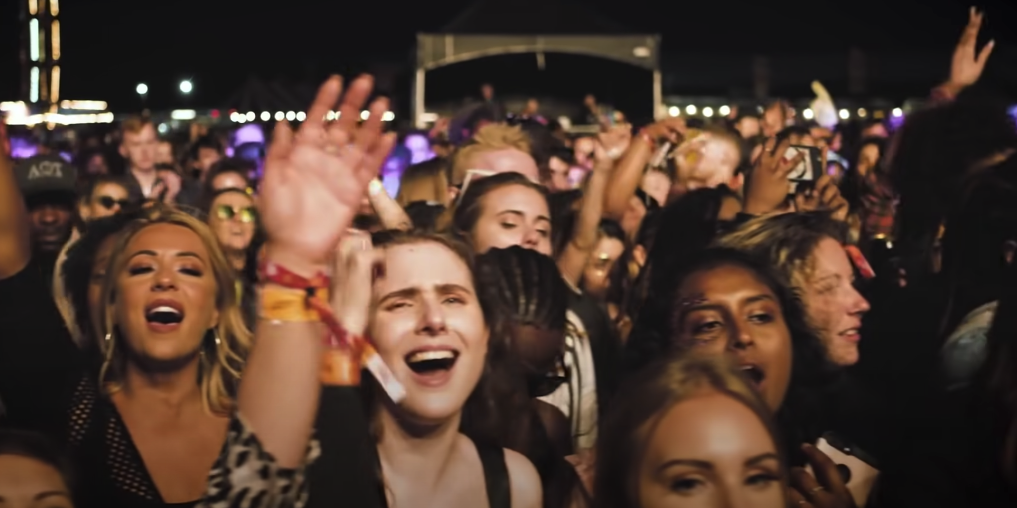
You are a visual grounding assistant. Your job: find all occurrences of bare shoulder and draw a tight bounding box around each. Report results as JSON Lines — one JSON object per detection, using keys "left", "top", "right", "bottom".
{"left": 504, "top": 447, "right": 542, "bottom": 508}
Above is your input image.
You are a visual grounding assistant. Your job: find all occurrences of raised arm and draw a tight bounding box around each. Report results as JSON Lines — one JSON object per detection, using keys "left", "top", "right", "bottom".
{"left": 0, "top": 125, "right": 31, "bottom": 279}
{"left": 237, "top": 75, "right": 395, "bottom": 468}
{"left": 602, "top": 120, "right": 684, "bottom": 220}
{"left": 557, "top": 140, "right": 612, "bottom": 287}
{"left": 367, "top": 178, "right": 412, "bottom": 230}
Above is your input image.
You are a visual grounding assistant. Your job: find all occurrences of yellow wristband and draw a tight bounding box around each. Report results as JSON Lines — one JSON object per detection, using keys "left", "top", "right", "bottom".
{"left": 258, "top": 286, "right": 330, "bottom": 322}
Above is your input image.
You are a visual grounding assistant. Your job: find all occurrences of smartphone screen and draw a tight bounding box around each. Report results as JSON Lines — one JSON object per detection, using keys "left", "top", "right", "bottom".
{"left": 806, "top": 432, "right": 879, "bottom": 507}
{"left": 784, "top": 145, "right": 822, "bottom": 193}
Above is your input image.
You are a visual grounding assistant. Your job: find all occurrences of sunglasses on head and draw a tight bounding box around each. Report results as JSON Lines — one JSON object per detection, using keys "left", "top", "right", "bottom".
{"left": 97, "top": 196, "right": 131, "bottom": 210}
{"left": 528, "top": 354, "right": 570, "bottom": 398}
{"left": 215, "top": 205, "right": 256, "bottom": 223}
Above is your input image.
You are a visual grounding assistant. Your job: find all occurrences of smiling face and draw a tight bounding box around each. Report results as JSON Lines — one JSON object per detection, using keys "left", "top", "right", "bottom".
{"left": 111, "top": 223, "right": 220, "bottom": 367}
{"left": 798, "top": 238, "right": 870, "bottom": 366}
{"left": 471, "top": 184, "right": 552, "bottom": 255}
{"left": 637, "top": 391, "right": 785, "bottom": 508}
{"left": 671, "top": 265, "right": 793, "bottom": 410}
{"left": 370, "top": 241, "right": 488, "bottom": 425}
{"left": 0, "top": 454, "right": 74, "bottom": 508}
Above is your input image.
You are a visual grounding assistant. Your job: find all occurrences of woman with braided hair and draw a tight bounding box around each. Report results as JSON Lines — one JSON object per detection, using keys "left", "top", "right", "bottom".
{"left": 476, "top": 245, "right": 587, "bottom": 508}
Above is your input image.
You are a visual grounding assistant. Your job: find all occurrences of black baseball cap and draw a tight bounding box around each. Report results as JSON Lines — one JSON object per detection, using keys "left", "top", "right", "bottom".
{"left": 14, "top": 154, "right": 77, "bottom": 200}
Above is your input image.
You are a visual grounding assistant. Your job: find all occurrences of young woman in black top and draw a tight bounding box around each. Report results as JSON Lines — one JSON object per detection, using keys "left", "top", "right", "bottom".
{"left": 206, "top": 75, "right": 541, "bottom": 508}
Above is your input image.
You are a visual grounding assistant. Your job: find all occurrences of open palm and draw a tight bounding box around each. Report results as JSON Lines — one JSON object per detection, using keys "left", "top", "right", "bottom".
{"left": 259, "top": 75, "right": 396, "bottom": 271}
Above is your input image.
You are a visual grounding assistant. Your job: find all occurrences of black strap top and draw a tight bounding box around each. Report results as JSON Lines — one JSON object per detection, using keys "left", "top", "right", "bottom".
{"left": 477, "top": 442, "right": 511, "bottom": 508}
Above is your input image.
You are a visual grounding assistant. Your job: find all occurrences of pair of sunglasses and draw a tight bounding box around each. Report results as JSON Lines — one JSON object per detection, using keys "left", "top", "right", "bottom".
{"left": 215, "top": 205, "right": 256, "bottom": 223}
{"left": 528, "top": 354, "right": 570, "bottom": 398}
{"left": 97, "top": 196, "right": 131, "bottom": 210}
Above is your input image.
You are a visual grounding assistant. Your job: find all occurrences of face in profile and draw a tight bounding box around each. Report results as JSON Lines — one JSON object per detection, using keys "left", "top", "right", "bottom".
{"left": 799, "top": 238, "right": 870, "bottom": 366}
{"left": 582, "top": 234, "right": 625, "bottom": 299}
{"left": 112, "top": 223, "right": 220, "bottom": 366}
{"left": 671, "top": 264, "right": 793, "bottom": 410}
{"left": 472, "top": 184, "right": 552, "bottom": 256}
{"left": 637, "top": 391, "right": 784, "bottom": 508}
{"left": 370, "top": 242, "right": 488, "bottom": 424}
{"left": 211, "top": 171, "right": 249, "bottom": 193}
{"left": 0, "top": 454, "right": 74, "bottom": 508}
{"left": 642, "top": 171, "right": 671, "bottom": 208}
{"left": 208, "top": 192, "right": 256, "bottom": 254}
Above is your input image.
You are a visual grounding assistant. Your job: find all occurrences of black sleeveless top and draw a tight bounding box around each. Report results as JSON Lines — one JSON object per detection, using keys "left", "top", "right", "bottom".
{"left": 307, "top": 386, "right": 511, "bottom": 508}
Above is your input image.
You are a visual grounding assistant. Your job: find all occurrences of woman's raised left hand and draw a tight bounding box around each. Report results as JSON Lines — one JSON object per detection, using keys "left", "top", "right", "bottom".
{"left": 259, "top": 75, "right": 396, "bottom": 275}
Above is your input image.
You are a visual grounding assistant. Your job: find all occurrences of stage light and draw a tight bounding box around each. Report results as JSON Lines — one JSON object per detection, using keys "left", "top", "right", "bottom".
{"left": 892, "top": 108, "right": 903, "bottom": 118}
{"left": 838, "top": 109, "right": 850, "bottom": 120}
{"left": 260, "top": 112, "right": 270, "bottom": 121}
{"left": 179, "top": 80, "right": 192, "bottom": 94}
{"left": 858, "top": 108, "right": 868, "bottom": 118}
{"left": 685, "top": 105, "right": 697, "bottom": 115}
{"left": 702, "top": 107, "right": 714, "bottom": 118}
{"left": 360, "top": 111, "right": 369, "bottom": 120}
{"left": 296, "top": 111, "right": 306, "bottom": 121}
{"left": 803, "top": 108, "right": 814, "bottom": 120}
{"left": 275, "top": 111, "right": 284, "bottom": 121}
{"left": 136, "top": 83, "right": 148, "bottom": 95}
{"left": 668, "top": 106, "right": 679, "bottom": 117}
{"left": 382, "top": 111, "right": 395, "bottom": 122}
{"left": 285, "top": 111, "right": 296, "bottom": 121}
{"left": 245, "top": 112, "right": 255, "bottom": 122}
{"left": 719, "top": 105, "right": 731, "bottom": 116}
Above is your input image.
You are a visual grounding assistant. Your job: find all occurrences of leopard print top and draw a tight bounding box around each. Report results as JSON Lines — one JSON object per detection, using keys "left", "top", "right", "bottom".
{"left": 197, "top": 415, "right": 321, "bottom": 508}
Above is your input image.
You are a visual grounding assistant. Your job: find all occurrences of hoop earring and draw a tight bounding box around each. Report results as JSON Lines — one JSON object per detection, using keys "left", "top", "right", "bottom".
{"left": 99, "top": 331, "right": 117, "bottom": 387}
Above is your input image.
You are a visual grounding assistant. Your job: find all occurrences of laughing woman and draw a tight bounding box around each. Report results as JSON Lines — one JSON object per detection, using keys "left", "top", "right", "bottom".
{"left": 0, "top": 205, "right": 249, "bottom": 508}
{"left": 204, "top": 75, "right": 541, "bottom": 508}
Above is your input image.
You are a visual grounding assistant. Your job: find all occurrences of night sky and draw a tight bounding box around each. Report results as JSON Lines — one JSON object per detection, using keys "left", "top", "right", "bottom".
{"left": 0, "top": 0, "right": 1014, "bottom": 112}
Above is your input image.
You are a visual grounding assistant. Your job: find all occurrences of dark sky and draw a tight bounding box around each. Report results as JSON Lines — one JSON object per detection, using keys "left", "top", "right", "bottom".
{"left": 1, "top": 0, "right": 1014, "bottom": 111}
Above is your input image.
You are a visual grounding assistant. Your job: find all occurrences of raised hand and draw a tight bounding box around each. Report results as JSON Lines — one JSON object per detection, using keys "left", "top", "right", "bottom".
{"left": 794, "top": 173, "right": 850, "bottom": 221}
{"left": 259, "top": 75, "right": 396, "bottom": 275}
{"left": 789, "top": 444, "right": 857, "bottom": 508}
{"left": 950, "top": 7, "right": 994, "bottom": 89}
{"left": 743, "top": 138, "right": 804, "bottom": 216}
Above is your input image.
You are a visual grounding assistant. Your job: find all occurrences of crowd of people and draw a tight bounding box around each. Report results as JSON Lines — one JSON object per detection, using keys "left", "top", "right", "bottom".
{"left": 1, "top": 7, "right": 1015, "bottom": 508}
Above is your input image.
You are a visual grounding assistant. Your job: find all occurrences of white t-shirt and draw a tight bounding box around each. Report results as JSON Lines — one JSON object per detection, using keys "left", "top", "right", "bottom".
{"left": 538, "top": 309, "right": 599, "bottom": 451}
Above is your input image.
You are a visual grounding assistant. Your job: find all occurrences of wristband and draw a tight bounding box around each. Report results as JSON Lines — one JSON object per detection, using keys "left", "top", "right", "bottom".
{"left": 259, "top": 286, "right": 329, "bottom": 322}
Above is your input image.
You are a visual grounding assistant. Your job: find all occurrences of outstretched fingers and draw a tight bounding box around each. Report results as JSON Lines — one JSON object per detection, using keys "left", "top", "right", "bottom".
{"left": 303, "top": 76, "right": 343, "bottom": 142}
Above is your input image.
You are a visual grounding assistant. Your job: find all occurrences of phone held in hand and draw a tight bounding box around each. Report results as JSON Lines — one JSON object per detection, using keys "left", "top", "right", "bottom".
{"left": 807, "top": 431, "right": 880, "bottom": 507}
{"left": 784, "top": 145, "right": 822, "bottom": 194}
{"left": 648, "top": 141, "right": 674, "bottom": 169}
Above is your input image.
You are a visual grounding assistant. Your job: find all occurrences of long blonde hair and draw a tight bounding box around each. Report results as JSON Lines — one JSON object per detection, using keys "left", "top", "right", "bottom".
{"left": 96, "top": 205, "right": 249, "bottom": 415}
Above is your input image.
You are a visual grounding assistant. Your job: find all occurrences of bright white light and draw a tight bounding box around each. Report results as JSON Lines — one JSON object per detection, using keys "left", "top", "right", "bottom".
{"left": 632, "top": 46, "right": 651, "bottom": 58}
{"left": 668, "top": 106, "right": 680, "bottom": 117}
{"left": 237, "top": 115, "right": 246, "bottom": 124}
{"left": 136, "top": 83, "right": 148, "bottom": 95}
{"left": 30, "top": 67, "right": 39, "bottom": 103}
{"left": 360, "top": 110, "right": 370, "bottom": 120}
{"left": 685, "top": 105, "right": 697, "bottom": 115}
{"left": 326, "top": 111, "right": 336, "bottom": 121}
{"left": 892, "top": 108, "right": 903, "bottom": 118}
{"left": 157, "top": 123, "right": 169, "bottom": 134}
{"left": 381, "top": 111, "right": 395, "bottom": 122}
{"left": 719, "top": 105, "right": 731, "bottom": 116}
{"left": 274, "top": 111, "right": 284, "bottom": 121}
{"left": 702, "top": 107, "right": 714, "bottom": 118}
{"left": 2, "top": 112, "right": 115, "bottom": 126}
{"left": 419, "top": 112, "right": 438, "bottom": 123}
{"left": 858, "top": 108, "right": 868, "bottom": 118}
{"left": 838, "top": 109, "right": 850, "bottom": 120}
{"left": 29, "top": 19, "right": 39, "bottom": 61}
{"left": 296, "top": 111, "right": 306, "bottom": 121}
{"left": 260, "top": 111, "right": 270, "bottom": 121}
{"left": 230, "top": 112, "right": 240, "bottom": 122}
{"left": 243, "top": 112, "right": 253, "bottom": 122}
{"left": 60, "top": 100, "right": 107, "bottom": 111}
{"left": 285, "top": 111, "right": 296, "bottom": 121}
{"left": 803, "top": 108, "right": 814, "bottom": 120}
{"left": 179, "top": 80, "right": 192, "bottom": 94}
{"left": 170, "top": 109, "right": 196, "bottom": 120}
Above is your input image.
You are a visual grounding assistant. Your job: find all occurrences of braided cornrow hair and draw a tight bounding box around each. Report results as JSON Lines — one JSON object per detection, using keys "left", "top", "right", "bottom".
{"left": 475, "top": 245, "right": 569, "bottom": 332}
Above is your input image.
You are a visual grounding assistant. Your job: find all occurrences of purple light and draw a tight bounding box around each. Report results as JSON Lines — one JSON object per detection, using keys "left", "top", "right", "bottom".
{"left": 234, "top": 124, "right": 265, "bottom": 146}
{"left": 9, "top": 137, "right": 37, "bottom": 159}
{"left": 404, "top": 133, "right": 434, "bottom": 164}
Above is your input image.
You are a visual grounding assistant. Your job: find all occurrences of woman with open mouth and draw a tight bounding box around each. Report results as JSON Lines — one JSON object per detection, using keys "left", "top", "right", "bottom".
{"left": 627, "top": 247, "right": 836, "bottom": 467}
{"left": 0, "top": 204, "right": 250, "bottom": 508}
{"left": 207, "top": 75, "right": 542, "bottom": 508}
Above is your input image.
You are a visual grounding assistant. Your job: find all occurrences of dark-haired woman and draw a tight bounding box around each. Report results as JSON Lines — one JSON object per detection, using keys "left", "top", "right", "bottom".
{"left": 476, "top": 245, "right": 584, "bottom": 508}
{"left": 626, "top": 248, "right": 837, "bottom": 466}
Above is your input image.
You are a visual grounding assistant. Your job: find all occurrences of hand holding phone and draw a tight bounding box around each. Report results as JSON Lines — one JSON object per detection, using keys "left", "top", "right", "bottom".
{"left": 797, "top": 432, "right": 879, "bottom": 507}
{"left": 784, "top": 145, "right": 823, "bottom": 194}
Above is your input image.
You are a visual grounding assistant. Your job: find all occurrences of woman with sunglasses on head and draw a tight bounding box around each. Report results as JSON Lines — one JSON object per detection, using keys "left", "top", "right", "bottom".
{"left": 203, "top": 75, "right": 541, "bottom": 508}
